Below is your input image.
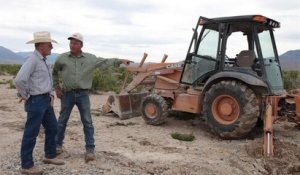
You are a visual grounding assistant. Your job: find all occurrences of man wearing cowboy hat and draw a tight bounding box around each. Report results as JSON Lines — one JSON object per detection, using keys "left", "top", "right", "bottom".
{"left": 15, "top": 31, "right": 64, "bottom": 175}
{"left": 53, "top": 33, "right": 132, "bottom": 162}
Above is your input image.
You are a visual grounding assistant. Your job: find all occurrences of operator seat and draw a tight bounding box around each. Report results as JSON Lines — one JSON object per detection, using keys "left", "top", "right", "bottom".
{"left": 236, "top": 50, "right": 256, "bottom": 67}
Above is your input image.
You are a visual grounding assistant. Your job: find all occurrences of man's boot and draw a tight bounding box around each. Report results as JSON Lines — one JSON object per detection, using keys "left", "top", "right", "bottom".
{"left": 19, "top": 166, "right": 43, "bottom": 175}
{"left": 85, "top": 150, "right": 95, "bottom": 163}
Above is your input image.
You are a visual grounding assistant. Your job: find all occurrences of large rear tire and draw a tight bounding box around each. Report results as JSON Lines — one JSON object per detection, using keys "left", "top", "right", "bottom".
{"left": 141, "top": 94, "right": 169, "bottom": 125}
{"left": 203, "top": 80, "right": 259, "bottom": 139}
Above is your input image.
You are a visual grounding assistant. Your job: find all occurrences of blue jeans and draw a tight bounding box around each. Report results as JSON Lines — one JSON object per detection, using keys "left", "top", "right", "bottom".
{"left": 56, "top": 90, "right": 95, "bottom": 151}
{"left": 21, "top": 94, "right": 58, "bottom": 169}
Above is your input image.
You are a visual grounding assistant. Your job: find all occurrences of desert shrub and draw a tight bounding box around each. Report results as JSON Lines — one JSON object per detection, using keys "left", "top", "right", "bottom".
{"left": 0, "top": 64, "right": 21, "bottom": 75}
{"left": 283, "top": 71, "right": 300, "bottom": 90}
{"left": 91, "top": 67, "right": 131, "bottom": 93}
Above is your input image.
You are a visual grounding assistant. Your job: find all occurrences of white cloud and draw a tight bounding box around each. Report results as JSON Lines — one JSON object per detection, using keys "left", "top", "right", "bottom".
{"left": 0, "top": 0, "right": 299, "bottom": 62}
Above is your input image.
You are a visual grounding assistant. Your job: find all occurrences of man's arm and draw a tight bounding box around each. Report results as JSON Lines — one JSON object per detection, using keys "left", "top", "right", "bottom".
{"left": 52, "top": 59, "right": 61, "bottom": 89}
{"left": 14, "top": 58, "right": 37, "bottom": 100}
{"left": 52, "top": 58, "right": 63, "bottom": 98}
{"left": 95, "top": 56, "right": 132, "bottom": 68}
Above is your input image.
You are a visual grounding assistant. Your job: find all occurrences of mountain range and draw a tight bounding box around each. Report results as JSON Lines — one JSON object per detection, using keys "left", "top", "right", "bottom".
{"left": 0, "top": 46, "right": 299, "bottom": 70}
{"left": 0, "top": 46, "right": 59, "bottom": 64}
{"left": 279, "top": 50, "right": 300, "bottom": 70}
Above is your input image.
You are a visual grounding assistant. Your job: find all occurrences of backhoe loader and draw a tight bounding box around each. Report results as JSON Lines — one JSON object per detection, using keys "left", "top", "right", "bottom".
{"left": 103, "top": 15, "right": 300, "bottom": 156}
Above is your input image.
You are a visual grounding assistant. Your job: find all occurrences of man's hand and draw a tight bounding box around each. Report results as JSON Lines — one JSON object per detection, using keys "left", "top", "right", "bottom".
{"left": 55, "top": 88, "right": 64, "bottom": 99}
{"left": 18, "top": 97, "right": 27, "bottom": 103}
{"left": 121, "top": 59, "right": 133, "bottom": 66}
{"left": 17, "top": 93, "right": 27, "bottom": 103}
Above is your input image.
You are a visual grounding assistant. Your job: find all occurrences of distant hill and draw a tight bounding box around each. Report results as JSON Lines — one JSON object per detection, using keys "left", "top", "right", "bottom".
{"left": 0, "top": 46, "right": 59, "bottom": 64}
{"left": 279, "top": 49, "right": 300, "bottom": 71}
{"left": 0, "top": 46, "right": 25, "bottom": 64}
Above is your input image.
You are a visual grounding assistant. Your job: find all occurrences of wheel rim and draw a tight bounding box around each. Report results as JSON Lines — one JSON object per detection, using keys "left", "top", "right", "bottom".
{"left": 212, "top": 95, "right": 240, "bottom": 125}
{"left": 145, "top": 103, "right": 157, "bottom": 119}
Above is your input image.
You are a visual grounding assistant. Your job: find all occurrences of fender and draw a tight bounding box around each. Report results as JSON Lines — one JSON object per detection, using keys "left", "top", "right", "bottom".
{"left": 202, "top": 71, "right": 268, "bottom": 95}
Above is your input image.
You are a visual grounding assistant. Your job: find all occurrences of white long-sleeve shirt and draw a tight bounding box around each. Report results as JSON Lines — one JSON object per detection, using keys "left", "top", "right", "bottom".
{"left": 15, "top": 50, "right": 53, "bottom": 99}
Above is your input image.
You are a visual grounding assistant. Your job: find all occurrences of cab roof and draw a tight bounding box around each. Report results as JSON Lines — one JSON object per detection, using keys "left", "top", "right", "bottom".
{"left": 201, "top": 15, "right": 280, "bottom": 28}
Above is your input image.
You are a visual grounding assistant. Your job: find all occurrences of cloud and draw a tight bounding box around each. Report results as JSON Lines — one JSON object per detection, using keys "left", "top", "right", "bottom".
{"left": 86, "top": 0, "right": 156, "bottom": 13}
{"left": 257, "top": 0, "right": 300, "bottom": 10}
{"left": 0, "top": 0, "right": 299, "bottom": 62}
{"left": 84, "top": 0, "right": 157, "bottom": 25}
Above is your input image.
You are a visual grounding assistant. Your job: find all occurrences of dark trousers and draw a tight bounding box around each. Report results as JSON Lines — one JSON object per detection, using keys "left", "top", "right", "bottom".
{"left": 56, "top": 90, "right": 95, "bottom": 151}
{"left": 21, "top": 94, "right": 57, "bottom": 168}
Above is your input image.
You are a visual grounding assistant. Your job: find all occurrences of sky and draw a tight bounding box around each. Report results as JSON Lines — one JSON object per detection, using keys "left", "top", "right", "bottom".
{"left": 0, "top": 0, "right": 299, "bottom": 62}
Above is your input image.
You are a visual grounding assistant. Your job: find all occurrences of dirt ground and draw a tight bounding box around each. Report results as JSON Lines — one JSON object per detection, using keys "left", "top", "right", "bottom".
{"left": 0, "top": 75, "right": 300, "bottom": 175}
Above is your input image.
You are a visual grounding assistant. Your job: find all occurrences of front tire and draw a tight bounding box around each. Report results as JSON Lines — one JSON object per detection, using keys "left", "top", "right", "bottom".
{"left": 141, "top": 94, "right": 169, "bottom": 125}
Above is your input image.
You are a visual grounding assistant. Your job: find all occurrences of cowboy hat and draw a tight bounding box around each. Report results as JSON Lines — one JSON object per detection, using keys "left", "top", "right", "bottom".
{"left": 26, "top": 31, "right": 58, "bottom": 44}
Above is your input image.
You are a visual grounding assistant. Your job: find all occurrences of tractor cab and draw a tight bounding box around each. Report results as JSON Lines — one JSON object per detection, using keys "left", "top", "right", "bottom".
{"left": 180, "top": 15, "right": 285, "bottom": 95}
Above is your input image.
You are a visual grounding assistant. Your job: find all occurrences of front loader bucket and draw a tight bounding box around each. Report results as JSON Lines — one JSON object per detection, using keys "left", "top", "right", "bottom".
{"left": 102, "top": 92, "right": 148, "bottom": 120}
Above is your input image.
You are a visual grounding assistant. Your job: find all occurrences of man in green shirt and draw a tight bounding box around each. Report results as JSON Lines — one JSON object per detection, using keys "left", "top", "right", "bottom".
{"left": 53, "top": 33, "right": 131, "bottom": 162}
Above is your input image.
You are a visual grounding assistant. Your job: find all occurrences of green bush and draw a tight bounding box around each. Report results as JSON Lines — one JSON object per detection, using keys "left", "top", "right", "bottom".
{"left": 91, "top": 67, "right": 131, "bottom": 93}
{"left": 283, "top": 71, "right": 300, "bottom": 90}
{"left": 0, "top": 64, "right": 21, "bottom": 75}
